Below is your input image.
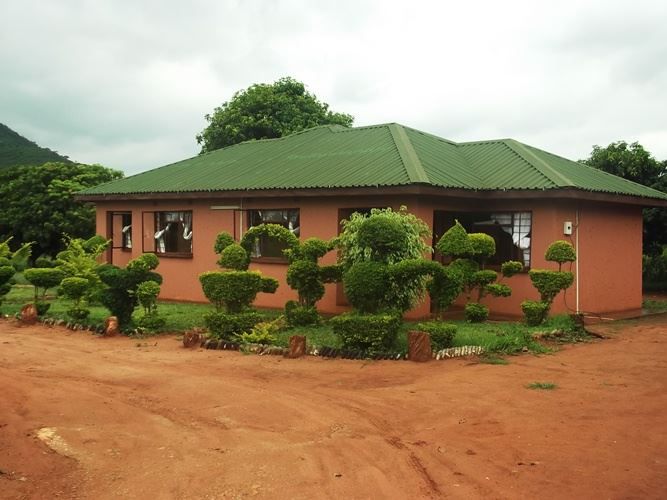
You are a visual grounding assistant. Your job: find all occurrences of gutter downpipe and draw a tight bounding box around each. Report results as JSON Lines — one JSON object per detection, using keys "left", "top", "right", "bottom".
{"left": 575, "top": 207, "right": 580, "bottom": 314}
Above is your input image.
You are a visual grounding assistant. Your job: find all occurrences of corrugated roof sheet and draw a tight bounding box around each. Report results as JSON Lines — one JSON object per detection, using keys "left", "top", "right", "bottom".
{"left": 80, "top": 123, "right": 667, "bottom": 201}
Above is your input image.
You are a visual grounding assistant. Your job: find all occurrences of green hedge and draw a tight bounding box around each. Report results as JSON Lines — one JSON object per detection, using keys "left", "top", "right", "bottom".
{"left": 415, "top": 321, "right": 457, "bottom": 350}
{"left": 203, "top": 311, "right": 265, "bottom": 340}
{"left": 330, "top": 312, "right": 401, "bottom": 354}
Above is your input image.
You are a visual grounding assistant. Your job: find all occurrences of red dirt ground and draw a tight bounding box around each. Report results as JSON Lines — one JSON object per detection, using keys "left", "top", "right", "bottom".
{"left": 1, "top": 316, "right": 666, "bottom": 499}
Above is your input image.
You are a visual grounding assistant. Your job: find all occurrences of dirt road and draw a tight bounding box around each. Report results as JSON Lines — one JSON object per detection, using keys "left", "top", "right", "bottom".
{"left": 1, "top": 317, "right": 666, "bottom": 499}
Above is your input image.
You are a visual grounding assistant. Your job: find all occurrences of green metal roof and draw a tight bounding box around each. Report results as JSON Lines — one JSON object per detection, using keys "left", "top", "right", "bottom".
{"left": 80, "top": 123, "right": 667, "bottom": 202}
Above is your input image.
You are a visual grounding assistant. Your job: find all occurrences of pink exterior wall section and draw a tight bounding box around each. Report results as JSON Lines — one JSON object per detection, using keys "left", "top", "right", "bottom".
{"left": 94, "top": 195, "right": 644, "bottom": 320}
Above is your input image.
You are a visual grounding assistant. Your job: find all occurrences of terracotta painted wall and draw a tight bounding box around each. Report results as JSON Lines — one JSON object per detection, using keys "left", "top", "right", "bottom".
{"left": 577, "top": 203, "right": 643, "bottom": 316}
{"left": 93, "top": 195, "right": 643, "bottom": 319}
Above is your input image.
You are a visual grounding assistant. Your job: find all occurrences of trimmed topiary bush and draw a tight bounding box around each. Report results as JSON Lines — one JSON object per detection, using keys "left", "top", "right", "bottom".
{"left": 501, "top": 260, "right": 524, "bottom": 277}
{"left": 218, "top": 243, "right": 250, "bottom": 270}
{"left": 465, "top": 302, "right": 489, "bottom": 323}
{"left": 285, "top": 300, "right": 320, "bottom": 326}
{"left": 468, "top": 232, "right": 496, "bottom": 260}
{"left": 436, "top": 220, "right": 473, "bottom": 257}
{"left": 343, "top": 261, "right": 389, "bottom": 313}
{"left": 545, "top": 240, "right": 576, "bottom": 271}
{"left": 97, "top": 253, "right": 162, "bottom": 328}
{"left": 528, "top": 270, "right": 575, "bottom": 304}
{"left": 24, "top": 267, "right": 66, "bottom": 315}
{"left": 331, "top": 312, "right": 402, "bottom": 354}
{"left": 203, "top": 311, "right": 264, "bottom": 340}
{"left": 427, "top": 265, "right": 465, "bottom": 316}
{"left": 415, "top": 321, "right": 457, "bottom": 350}
{"left": 200, "top": 271, "right": 270, "bottom": 313}
{"left": 60, "top": 276, "right": 91, "bottom": 321}
{"left": 521, "top": 300, "right": 550, "bottom": 326}
{"left": 135, "top": 280, "right": 165, "bottom": 333}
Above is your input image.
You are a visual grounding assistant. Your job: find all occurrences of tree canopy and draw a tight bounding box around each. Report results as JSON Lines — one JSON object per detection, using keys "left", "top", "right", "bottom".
{"left": 196, "top": 77, "right": 354, "bottom": 153}
{"left": 581, "top": 141, "right": 666, "bottom": 254}
{"left": 0, "top": 162, "right": 123, "bottom": 257}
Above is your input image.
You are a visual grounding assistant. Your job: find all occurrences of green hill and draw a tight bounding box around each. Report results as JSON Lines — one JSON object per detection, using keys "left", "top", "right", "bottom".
{"left": 0, "top": 123, "right": 71, "bottom": 168}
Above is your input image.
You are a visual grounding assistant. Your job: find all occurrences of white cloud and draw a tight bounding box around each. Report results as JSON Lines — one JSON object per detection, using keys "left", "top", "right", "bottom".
{"left": 1, "top": 0, "right": 666, "bottom": 174}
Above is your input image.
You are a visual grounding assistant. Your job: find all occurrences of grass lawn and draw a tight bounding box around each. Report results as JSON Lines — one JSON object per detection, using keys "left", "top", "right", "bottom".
{"left": 3, "top": 284, "right": 583, "bottom": 354}
{"left": 643, "top": 298, "right": 667, "bottom": 313}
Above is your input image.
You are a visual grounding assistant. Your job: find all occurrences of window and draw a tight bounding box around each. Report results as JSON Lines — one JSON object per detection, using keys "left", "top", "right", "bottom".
{"left": 153, "top": 211, "right": 193, "bottom": 255}
{"left": 433, "top": 211, "right": 532, "bottom": 268}
{"left": 247, "top": 209, "right": 300, "bottom": 259}
{"left": 109, "top": 212, "right": 132, "bottom": 250}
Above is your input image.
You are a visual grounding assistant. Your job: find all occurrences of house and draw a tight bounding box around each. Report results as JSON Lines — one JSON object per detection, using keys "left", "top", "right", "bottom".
{"left": 77, "top": 123, "right": 667, "bottom": 319}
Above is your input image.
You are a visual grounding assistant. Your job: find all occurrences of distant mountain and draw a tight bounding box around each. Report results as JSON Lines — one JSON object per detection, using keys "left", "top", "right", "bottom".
{"left": 0, "top": 123, "right": 71, "bottom": 168}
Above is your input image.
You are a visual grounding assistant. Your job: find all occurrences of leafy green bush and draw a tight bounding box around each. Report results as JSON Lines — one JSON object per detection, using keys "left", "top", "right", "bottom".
{"left": 468, "top": 233, "right": 496, "bottom": 259}
{"left": 285, "top": 300, "right": 320, "bottom": 326}
{"left": 24, "top": 267, "right": 65, "bottom": 314}
{"left": 501, "top": 260, "right": 523, "bottom": 277}
{"left": 472, "top": 270, "right": 498, "bottom": 287}
{"left": 218, "top": 243, "right": 250, "bottom": 270}
{"left": 136, "top": 280, "right": 160, "bottom": 315}
{"left": 415, "top": 321, "right": 457, "bottom": 350}
{"left": 60, "top": 276, "right": 90, "bottom": 322}
{"left": 436, "top": 220, "right": 472, "bottom": 257}
{"left": 240, "top": 224, "right": 299, "bottom": 257}
{"left": 286, "top": 260, "right": 325, "bottom": 305}
{"left": 234, "top": 316, "right": 286, "bottom": 344}
{"left": 427, "top": 265, "right": 464, "bottom": 315}
{"left": 35, "top": 256, "right": 56, "bottom": 268}
{"left": 545, "top": 240, "right": 576, "bottom": 270}
{"left": 486, "top": 283, "right": 512, "bottom": 297}
{"left": 55, "top": 236, "right": 109, "bottom": 298}
{"left": 528, "top": 270, "right": 574, "bottom": 303}
{"left": 465, "top": 302, "right": 489, "bottom": 322}
{"left": 521, "top": 300, "right": 550, "bottom": 326}
{"left": 97, "top": 254, "right": 162, "bottom": 328}
{"left": 643, "top": 250, "right": 667, "bottom": 291}
{"left": 331, "top": 312, "right": 402, "bottom": 354}
{"left": 356, "top": 216, "right": 409, "bottom": 260}
{"left": 0, "top": 265, "right": 14, "bottom": 310}
{"left": 203, "top": 311, "right": 264, "bottom": 339}
{"left": 200, "top": 271, "right": 267, "bottom": 313}
{"left": 343, "top": 261, "right": 389, "bottom": 313}
{"left": 213, "top": 232, "right": 235, "bottom": 254}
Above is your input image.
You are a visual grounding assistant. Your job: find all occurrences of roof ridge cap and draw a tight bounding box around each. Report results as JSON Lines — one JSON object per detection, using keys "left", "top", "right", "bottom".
{"left": 504, "top": 139, "right": 575, "bottom": 187}
{"left": 387, "top": 124, "right": 430, "bottom": 184}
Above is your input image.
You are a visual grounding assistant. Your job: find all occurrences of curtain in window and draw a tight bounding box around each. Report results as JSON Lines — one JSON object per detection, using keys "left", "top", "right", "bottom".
{"left": 122, "top": 224, "right": 132, "bottom": 248}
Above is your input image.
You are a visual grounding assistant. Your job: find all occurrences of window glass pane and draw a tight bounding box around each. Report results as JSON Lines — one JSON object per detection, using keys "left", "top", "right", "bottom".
{"left": 247, "top": 209, "right": 300, "bottom": 258}
{"left": 154, "top": 211, "right": 193, "bottom": 254}
{"left": 433, "top": 211, "right": 532, "bottom": 268}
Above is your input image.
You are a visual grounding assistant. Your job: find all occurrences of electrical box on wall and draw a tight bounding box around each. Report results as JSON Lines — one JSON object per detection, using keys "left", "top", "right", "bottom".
{"left": 563, "top": 221, "right": 573, "bottom": 235}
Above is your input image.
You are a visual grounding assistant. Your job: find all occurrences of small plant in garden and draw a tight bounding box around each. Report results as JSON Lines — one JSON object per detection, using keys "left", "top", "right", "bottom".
{"left": 522, "top": 240, "right": 576, "bottom": 325}
{"left": 435, "top": 221, "right": 523, "bottom": 322}
{"left": 415, "top": 321, "right": 457, "bottom": 350}
{"left": 0, "top": 238, "right": 32, "bottom": 312}
{"left": 136, "top": 280, "right": 166, "bottom": 333}
{"left": 24, "top": 267, "right": 65, "bottom": 315}
{"left": 60, "top": 277, "right": 91, "bottom": 321}
{"left": 200, "top": 230, "right": 280, "bottom": 339}
{"left": 97, "top": 253, "right": 162, "bottom": 329}
{"left": 284, "top": 237, "right": 341, "bottom": 326}
{"left": 234, "top": 316, "right": 287, "bottom": 345}
{"left": 526, "top": 381, "right": 557, "bottom": 390}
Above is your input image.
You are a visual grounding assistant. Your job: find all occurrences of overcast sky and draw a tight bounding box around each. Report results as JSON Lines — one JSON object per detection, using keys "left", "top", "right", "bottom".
{"left": 2, "top": 0, "right": 666, "bottom": 175}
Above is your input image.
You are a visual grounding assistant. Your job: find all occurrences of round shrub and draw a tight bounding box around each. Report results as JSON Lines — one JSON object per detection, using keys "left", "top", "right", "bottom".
{"left": 545, "top": 240, "right": 576, "bottom": 268}
{"left": 260, "top": 276, "right": 279, "bottom": 294}
{"left": 357, "top": 216, "right": 408, "bottom": 261}
{"left": 521, "top": 300, "right": 549, "bottom": 326}
{"left": 199, "top": 270, "right": 264, "bottom": 313}
{"left": 436, "top": 220, "right": 473, "bottom": 257}
{"left": 428, "top": 266, "right": 464, "bottom": 314}
{"left": 60, "top": 277, "right": 89, "bottom": 301}
{"left": 472, "top": 270, "right": 498, "bottom": 287}
{"left": 137, "top": 314, "right": 166, "bottom": 333}
{"left": 240, "top": 224, "right": 299, "bottom": 257}
{"left": 528, "top": 270, "right": 574, "bottom": 303}
{"left": 465, "top": 302, "right": 489, "bottom": 322}
{"left": 297, "top": 238, "right": 331, "bottom": 262}
{"left": 486, "top": 283, "right": 512, "bottom": 297}
{"left": 287, "top": 260, "right": 325, "bottom": 306}
{"left": 331, "top": 312, "right": 402, "bottom": 354}
{"left": 214, "top": 232, "right": 235, "bottom": 254}
{"left": 416, "top": 321, "right": 457, "bottom": 350}
{"left": 285, "top": 300, "right": 320, "bottom": 326}
{"left": 66, "top": 307, "right": 90, "bottom": 322}
{"left": 34, "top": 256, "right": 56, "bottom": 268}
{"left": 218, "top": 243, "right": 249, "bottom": 271}
{"left": 126, "top": 253, "right": 159, "bottom": 273}
{"left": 35, "top": 300, "right": 51, "bottom": 316}
{"left": 24, "top": 268, "right": 65, "bottom": 291}
{"left": 203, "top": 311, "right": 265, "bottom": 339}
{"left": 343, "top": 261, "right": 389, "bottom": 313}
{"left": 0, "top": 266, "right": 14, "bottom": 285}
{"left": 468, "top": 233, "right": 496, "bottom": 259}
{"left": 501, "top": 260, "right": 523, "bottom": 277}
{"left": 136, "top": 280, "right": 161, "bottom": 315}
